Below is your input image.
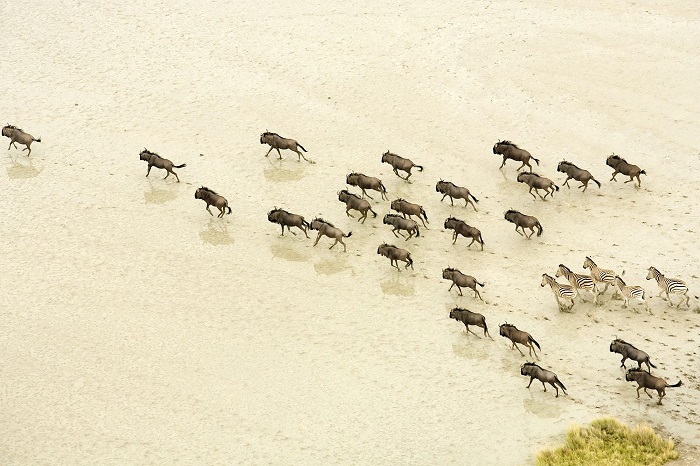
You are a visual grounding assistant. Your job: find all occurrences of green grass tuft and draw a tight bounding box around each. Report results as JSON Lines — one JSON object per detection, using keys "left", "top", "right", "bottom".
{"left": 536, "top": 417, "right": 678, "bottom": 466}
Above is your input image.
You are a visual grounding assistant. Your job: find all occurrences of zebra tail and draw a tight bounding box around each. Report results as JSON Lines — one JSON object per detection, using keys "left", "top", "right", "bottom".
{"left": 469, "top": 192, "right": 479, "bottom": 203}
{"left": 648, "top": 359, "right": 657, "bottom": 369}
{"left": 536, "top": 222, "right": 543, "bottom": 237}
{"left": 297, "top": 143, "right": 307, "bottom": 152}
{"left": 529, "top": 336, "right": 541, "bottom": 350}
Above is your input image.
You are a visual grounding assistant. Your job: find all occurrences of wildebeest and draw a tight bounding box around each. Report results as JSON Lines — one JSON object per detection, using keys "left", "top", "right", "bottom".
{"left": 377, "top": 243, "right": 413, "bottom": 271}
{"left": 381, "top": 151, "right": 423, "bottom": 181}
{"left": 499, "top": 323, "right": 541, "bottom": 358}
{"left": 390, "top": 198, "right": 428, "bottom": 227}
{"left": 267, "top": 208, "right": 310, "bottom": 238}
{"left": 194, "top": 186, "right": 231, "bottom": 218}
{"left": 139, "top": 149, "right": 186, "bottom": 182}
{"left": 260, "top": 131, "right": 311, "bottom": 162}
{"left": 346, "top": 172, "right": 387, "bottom": 200}
{"left": 521, "top": 362, "right": 567, "bottom": 397}
{"left": 383, "top": 214, "right": 420, "bottom": 240}
{"left": 557, "top": 161, "right": 601, "bottom": 192}
{"left": 442, "top": 268, "right": 484, "bottom": 300}
{"left": 3, "top": 125, "right": 41, "bottom": 156}
{"left": 504, "top": 210, "right": 542, "bottom": 238}
{"left": 493, "top": 140, "right": 540, "bottom": 172}
{"left": 625, "top": 368, "right": 681, "bottom": 405}
{"left": 444, "top": 217, "right": 484, "bottom": 250}
{"left": 516, "top": 172, "right": 558, "bottom": 200}
{"left": 449, "top": 307, "right": 492, "bottom": 338}
{"left": 310, "top": 218, "right": 352, "bottom": 252}
{"left": 606, "top": 153, "right": 646, "bottom": 187}
{"left": 338, "top": 189, "right": 377, "bottom": 223}
{"left": 436, "top": 180, "right": 479, "bottom": 210}
{"left": 609, "top": 339, "right": 657, "bottom": 372}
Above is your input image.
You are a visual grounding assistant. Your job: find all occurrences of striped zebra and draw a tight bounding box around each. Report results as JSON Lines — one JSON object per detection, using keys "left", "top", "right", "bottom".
{"left": 556, "top": 264, "right": 599, "bottom": 304}
{"left": 614, "top": 276, "right": 650, "bottom": 313}
{"left": 646, "top": 266, "right": 691, "bottom": 308}
{"left": 583, "top": 256, "right": 619, "bottom": 298}
{"left": 541, "top": 273, "right": 576, "bottom": 311}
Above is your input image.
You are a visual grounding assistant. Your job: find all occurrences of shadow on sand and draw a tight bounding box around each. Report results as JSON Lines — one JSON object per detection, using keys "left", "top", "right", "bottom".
{"left": 199, "top": 219, "right": 234, "bottom": 246}
{"left": 144, "top": 179, "right": 179, "bottom": 204}
{"left": 6, "top": 156, "right": 43, "bottom": 179}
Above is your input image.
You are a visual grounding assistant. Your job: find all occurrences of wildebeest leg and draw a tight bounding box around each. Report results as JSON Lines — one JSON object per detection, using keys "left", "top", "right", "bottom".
{"left": 329, "top": 239, "right": 339, "bottom": 249}
{"left": 173, "top": 171, "right": 180, "bottom": 183}
{"left": 456, "top": 285, "right": 463, "bottom": 296}
{"left": 313, "top": 232, "right": 322, "bottom": 246}
{"left": 264, "top": 146, "right": 274, "bottom": 157}
{"left": 146, "top": 164, "right": 153, "bottom": 177}
{"left": 536, "top": 189, "right": 546, "bottom": 201}
{"left": 361, "top": 188, "right": 374, "bottom": 200}
{"left": 512, "top": 342, "right": 525, "bottom": 356}
{"left": 340, "top": 239, "right": 347, "bottom": 252}
{"left": 563, "top": 177, "right": 571, "bottom": 188}
{"left": 452, "top": 233, "right": 458, "bottom": 245}
{"left": 644, "top": 388, "right": 653, "bottom": 399}
{"left": 345, "top": 207, "right": 355, "bottom": 218}
{"left": 620, "top": 356, "right": 627, "bottom": 368}
{"left": 206, "top": 205, "right": 213, "bottom": 216}
{"left": 405, "top": 171, "right": 412, "bottom": 183}
{"left": 218, "top": 207, "right": 225, "bottom": 218}
{"left": 525, "top": 228, "right": 534, "bottom": 239}
{"left": 515, "top": 225, "right": 524, "bottom": 236}
{"left": 280, "top": 225, "right": 285, "bottom": 236}
{"left": 163, "top": 170, "right": 170, "bottom": 180}
{"left": 467, "top": 238, "right": 476, "bottom": 248}
{"left": 393, "top": 260, "right": 401, "bottom": 272}
{"left": 610, "top": 171, "right": 619, "bottom": 182}
{"left": 516, "top": 161, "right": 527, "bottom": 171}
{"left": 474, "top": 289, "right": 483, "bottom": 301}
{"left": 359, "top": 211, "right": 368, "bottom": 223}
{"left": 464, "top": 325, "right": 479, "bottom": 337}
{"left": 624, "top": 176, "right": 634, "bottom": 184}
{"left": 276, "top": 148, "right": 283, "bottom": 160}
{"left": 527, "top": 187, "right": 536, "bottom": 199}
{"left": 636, "top": 386, "right": 642, "bottom": 398}
{"left": 551, "top": 383, "right": 560, "bottom": 397}
{"left": 636, "top": 175, "right": 641, "bottom": 187}
{"left": 526, "top": 376, "right": 534, "bottom": 388}
{"left": 448, "top": 282, "right": 455, "bottom": 292}
{"left": 405, "top": 231, "right": 413, "bottom": 241}
{"left": 658, "top": 393, "right": 664, "bottom": 405}
{"left": 542, "top": 381, "right": 547, "bottom": 392}
{"left": 499, "top": 156, "right": 507, "bottom": 169}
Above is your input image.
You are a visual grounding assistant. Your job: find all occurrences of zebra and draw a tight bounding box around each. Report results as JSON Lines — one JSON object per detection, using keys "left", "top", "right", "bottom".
{"left": 646, "top": 266, "right": 691, "bottom": 308}
{"left": 614, "top": 276, "right": 651, "bottom": 313}
{"left": 583, "top": 256, "right": 619, "bottom": 298}
{"left": 541, "top": 273, "right": 576, "bottom": 311}
{"left": 556, "top": 264, "right": 599, "bottom": 304}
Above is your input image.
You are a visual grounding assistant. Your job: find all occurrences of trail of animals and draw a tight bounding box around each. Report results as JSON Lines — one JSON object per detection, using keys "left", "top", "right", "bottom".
{"left": 5, "top": 126, "right": 695, "bottom": 406}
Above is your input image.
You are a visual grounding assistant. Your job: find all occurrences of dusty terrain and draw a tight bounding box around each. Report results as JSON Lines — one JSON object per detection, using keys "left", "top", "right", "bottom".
{"left": 2, "top": 0, "right": 699, "bottom": 464}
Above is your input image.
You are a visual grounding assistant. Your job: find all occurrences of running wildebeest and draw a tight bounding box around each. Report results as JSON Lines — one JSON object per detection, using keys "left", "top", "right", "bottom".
{"left": 346, "top": 172, "right": 388, "bottom": 200}
{"left": 390, "top": 198, "right": 429, "bottom": 227}
{"left": 436, "top": 180, "right": 479, "bottom": 210}
{"left": 139, "top": 149, "right": 186, "bottom": 182}
{"left": 606, "top": 153, "right": 646, "bottom": 187}
{"left": 383, "top": 214, "right": 420, "bottom": 240}
{"left": 516, "top": 172, "right": 559, "bottom": 200}
{"left": 194, "top": 186, "right": 232, "bottom": 218}
{"left": 504, "top": 209, "right": 542, "bottom": 238}
{"left": 310, "top": 218, "right": 352, "bottom": 252}
{"left": 260, "top": 131, "right": 311, "bottom": 162}
{"left": 557, "top": 161, "right": 601, "bottom": 192}
{"left": 338, "top": 189, "right": 377, "bottom": 223}
{"left": 610, "top": 339, "right": 657, "bottom": 372}
{"left": 377, "top": 243, "right": 414, "bottom": 271}
{"left": 267, "top": 208, "right": 310, "bottom": 238}
{"left": 444, "top": 217, "right": 484, "bottom": 250}
{"left": 521, "top": 362, "right": 567, "bottom": 397}
{"left": 625, "top": 368, "right": 681, "bottom": 405}
{"left": 449, "top": 307, "right": 492, "bottom": 338}
{"left": 499, "top": 323, "right": 541, "bottom": 358}
{"left": 381, "top": 151, "right": 423, "bottom": 181}
{"left": 3, "top": 125, "right": 41, "bottom": 156}
{"left": 493, "top": 140, "right": 540, "bottom": 172}
{"left": 442, "top": 268, "right": 484, "bottom": 300}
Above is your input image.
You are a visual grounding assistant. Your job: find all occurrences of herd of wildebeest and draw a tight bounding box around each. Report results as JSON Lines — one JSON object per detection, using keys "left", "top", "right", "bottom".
{"left": 4, "top": 124, "right": 696, "bottom": 405}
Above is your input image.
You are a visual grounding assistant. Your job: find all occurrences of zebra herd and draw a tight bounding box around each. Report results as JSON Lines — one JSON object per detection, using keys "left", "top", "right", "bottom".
{"left": 4, "top": 125, "right": 695, "bottom": 404}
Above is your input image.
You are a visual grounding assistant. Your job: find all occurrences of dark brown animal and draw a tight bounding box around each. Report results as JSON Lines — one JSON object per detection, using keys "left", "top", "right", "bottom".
{"left": 449, "top": 308, "right": 492, "bottom": 338}
{"left": 260, "top": 131, "right": 311, "bottom": 162}
{"left": 383, "top": 214, "right": 420, "bottom": 240}
{"left": 499, "top": 323, "right": 541, "bottom": 358}
{"left": 442, "top": 268, "right": 484, "bottom": 300}
{"left": 557, "top": 161, "right": 601, "bottom": 192}
{"left": 436, "top": 180, "right": 479, "bottom": 210}
{"left": 377, "top": 243, "right": 414, "bottom": 271}
{"left": 267, "top": 208, "right": 310, "bottom": 237}
{"left": 139, "top": 149, "right": 186, "bottom": 182}
{"left": 444, "top": 217, "right": 484, "bottom": 250}
{"left": 516, "top": 172, "right": 558, "bottom": 200}
{"left": 521, "top": 363, "right": 567, "bottom": 397}
{"left": 625, "top": 369, "right": 681, "bottom": 405}
{"left": 346, "top": 173, "right": 388, "bottom": 200}
{"left": 381, "top": 151, "right": 423, "bottom": 181}
{"left": 3, "top": 125, "right": 41, "bottom": 156}
{"left": 504, "top": 209, "right": 542, "bottom": 238}
{"left": 610, "top": 339, "right": 657, "bottom": 372}
{"left": 493, "top": 140, "right": 540, "bottom": 172}
{"left": 194, "top": 187, "right": 231, "bottom": 218}
{"left": 390, "top": 198, "right": 428, "bottom": 227}
{"left": 338, "top": 189, "right": 377, "bottom": 223}
{"left": 310, "top": 218, "right": 352, "bottom": 252}
{"left": 606, "top": 154, "right": 646, "bottom": 187}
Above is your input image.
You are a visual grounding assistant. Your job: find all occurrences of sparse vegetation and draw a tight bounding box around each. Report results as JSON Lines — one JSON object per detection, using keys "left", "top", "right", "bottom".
{"left": 536, "top": 417, "right": 678, "bottom": 466}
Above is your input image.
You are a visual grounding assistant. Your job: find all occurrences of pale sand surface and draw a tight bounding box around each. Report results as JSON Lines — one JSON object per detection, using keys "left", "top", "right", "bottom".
{"left": 2, "top": 0, "right": 700, "bottom": 464}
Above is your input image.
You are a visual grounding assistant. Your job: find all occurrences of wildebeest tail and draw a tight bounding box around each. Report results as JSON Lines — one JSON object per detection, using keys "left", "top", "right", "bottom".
{"left": 533, "top": 157, "right": 540, "bottom": 166}
{"left": 536, "top": 222, "right": 543, "bottom": 237}
{"left": 370, "top": 208, "right": 377, "bottom": 218}
{"left": 668, "top": 380, "right": 682, "bottom": 388}
{"left": 415, "top": 226, "right": 420, "bottom": 237}
{"left": 302, "top": 219, "right": 311, "bottom": 229}
{"left": 469, "top": 192, "right": 479, "bottom": 203}
{"left": 226, "top": 206, "right": 232, "bottom": 214}
{"left": 479, "top": 233, "right": 485, "bottom": 244}
{"left": 380, "top": 181, "right": 387, "bottom": 193}
{"left": 344, "top": 231, "right": 353, "bottom": 238}
{"left": 420, "top": 208, "right": 428, "bottom": 223}
{"left": 648, "top": 359, "right": 657, "bottom": 369}
{"left": 640, "top": 169, "right": 647, "bottom": 175}
{"left": 297, "top": 143, "right": 307, "bottom": 152}
{"left": 554, "top": 184, "right": 559, "bottom": 191}
{"left": 477, "top": 281, "right": 485, "bottom": 288}
{"left": 529, "top": 336, "right": 541, "bottom": 350}
{"left": 35, "top": 137, "right": 42, "bottom": 143}
{"left": 174, "top": 163, "right": 187, "bottom": 168}
{"left": 554, "top": 376, "right": 566, "bottom": 391}
{"left": 592, "top": 178, "right": 601, "bottom": 188}
{"left": 416, "top": 165, "right": 424, "bottom": 171}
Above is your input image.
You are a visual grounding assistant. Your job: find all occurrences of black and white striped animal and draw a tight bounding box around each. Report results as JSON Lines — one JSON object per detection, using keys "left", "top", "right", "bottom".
{"left": 556, "top": 264, "right": 599, "bottom": 304}
{"left": 646, "top": 266, "right": 692, "bottom": 308}
{"left": 583, "top": 256, "right": 619, "bottom": 298}
{"left": 541, "top": 273, "right": 576, "bottom": 311}
{"left": 614, "top": 276, "right": 650, "bottom": 313}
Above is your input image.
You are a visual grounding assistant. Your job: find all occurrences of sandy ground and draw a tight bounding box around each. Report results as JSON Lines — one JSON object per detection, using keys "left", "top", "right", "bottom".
{"left": 2, "top": 0, "right": 700, "bottom": 464}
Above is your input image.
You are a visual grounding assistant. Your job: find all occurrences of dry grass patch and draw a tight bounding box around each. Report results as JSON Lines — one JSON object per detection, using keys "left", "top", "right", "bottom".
{"left": 537, "top": 417, "right": 678, "bottom": 466}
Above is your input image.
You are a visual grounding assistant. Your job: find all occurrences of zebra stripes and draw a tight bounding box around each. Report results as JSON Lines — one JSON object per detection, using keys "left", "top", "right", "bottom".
{"left": 556, "top": 264, "right": 599, "bottom": 304}
{"left": 647, "top": 266, "right": 691, "bottom": 308}
{"left": 583, "top": 256, "right": 619, "bottom": 298}
{"left": 541, "top": 273, "right": 576, "bottom": 311}
{"left": 614, "top": 276, "right": 650, "bottom": 313}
